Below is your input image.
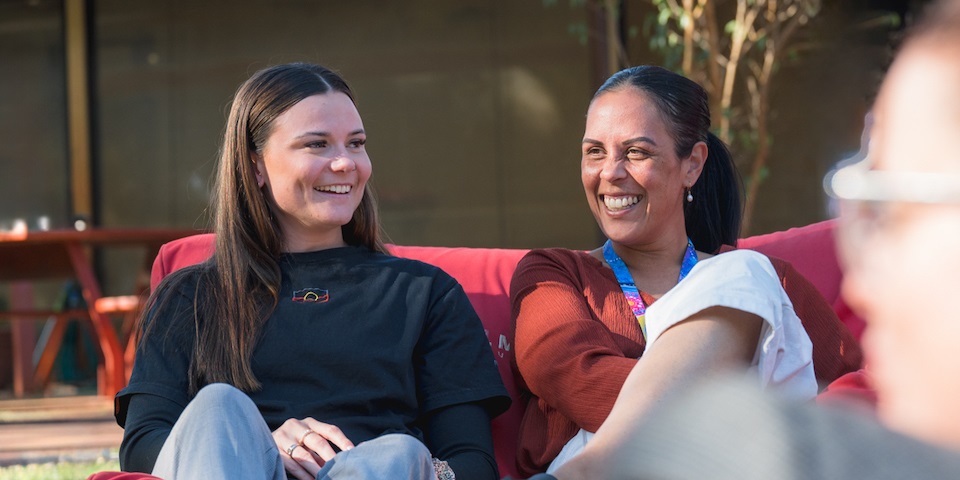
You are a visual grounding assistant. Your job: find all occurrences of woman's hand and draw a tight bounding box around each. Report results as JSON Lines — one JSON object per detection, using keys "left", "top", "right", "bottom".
{"left": 273, "top": 417, "right": 355, "bottom": 480}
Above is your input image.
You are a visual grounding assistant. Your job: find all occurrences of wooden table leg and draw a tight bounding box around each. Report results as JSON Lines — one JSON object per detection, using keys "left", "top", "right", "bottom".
{"left": 32, "top": 316, "right": 71, "bottom": 391}
{"left": 10, "top": 282, "right": 37, "bottom": 397}
{"left": 65, "top": 243, "right": 125, "bottom": 397}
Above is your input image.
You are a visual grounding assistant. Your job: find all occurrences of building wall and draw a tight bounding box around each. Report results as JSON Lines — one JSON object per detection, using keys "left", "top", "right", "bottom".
{"left": 1, "top": 0, "right": 914, "bottom": 296}
{"left": 0, "top": 0, "right": 69, "bottom": 231}
{"left": 93, "top": 0, "right": 599, "bottom": 251}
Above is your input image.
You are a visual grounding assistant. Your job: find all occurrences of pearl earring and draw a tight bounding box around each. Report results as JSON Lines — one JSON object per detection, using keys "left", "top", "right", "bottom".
{"left": 686, "top": 188, "right": 694, "bottom": 203}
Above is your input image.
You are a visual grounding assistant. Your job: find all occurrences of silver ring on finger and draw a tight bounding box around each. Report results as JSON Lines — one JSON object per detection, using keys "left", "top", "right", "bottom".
{"left": 285, "top": 443, "right": 300, "bottom": 457}
{"left": 297, "top": 429, "right": 318, "bottom": 445}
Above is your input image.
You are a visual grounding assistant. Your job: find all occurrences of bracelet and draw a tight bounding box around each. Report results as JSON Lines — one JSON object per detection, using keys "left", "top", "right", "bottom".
{"left": 432, "top": 457, "right": 455, "bottom": 480}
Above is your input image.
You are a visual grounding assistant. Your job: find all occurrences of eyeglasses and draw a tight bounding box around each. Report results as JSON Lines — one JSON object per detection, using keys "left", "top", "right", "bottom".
{"left": 824, "top": 159, "right": 960, "bottom": 205}
{"left": 824, "top": 157, "right": 960, "bottom": 269}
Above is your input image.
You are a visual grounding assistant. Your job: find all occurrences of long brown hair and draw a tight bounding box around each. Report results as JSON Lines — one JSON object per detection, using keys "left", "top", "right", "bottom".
{"left": 143, "top": 63, "right": 387, "bottom": 395}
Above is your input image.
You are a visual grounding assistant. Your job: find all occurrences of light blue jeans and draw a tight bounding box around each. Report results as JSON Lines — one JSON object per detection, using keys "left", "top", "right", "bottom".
{"left": 151, "top": 383, "right": 436, "bottom": 479}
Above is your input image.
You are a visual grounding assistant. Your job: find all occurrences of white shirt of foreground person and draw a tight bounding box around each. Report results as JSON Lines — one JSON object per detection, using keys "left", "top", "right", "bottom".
{"left": 548, "top": 250, "right": 816, "bottom": 473}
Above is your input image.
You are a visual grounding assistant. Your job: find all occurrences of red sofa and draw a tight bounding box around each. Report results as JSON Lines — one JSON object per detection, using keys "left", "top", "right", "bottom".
{"left": 93, "top": 219, "right": 869, "bottom": 480}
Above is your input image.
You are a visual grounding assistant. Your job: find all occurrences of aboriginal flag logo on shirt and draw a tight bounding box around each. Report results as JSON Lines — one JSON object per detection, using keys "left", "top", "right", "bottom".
{"left": 292, "top": 288, "right": 329, "bottom": 303}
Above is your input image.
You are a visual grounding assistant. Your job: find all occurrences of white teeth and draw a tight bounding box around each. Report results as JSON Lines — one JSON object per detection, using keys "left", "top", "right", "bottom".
{"left": 315, "top": 185, "right": 351, "bottom": 194}
{"left": 603, "top": 195, "right": 639, "bottom": 210}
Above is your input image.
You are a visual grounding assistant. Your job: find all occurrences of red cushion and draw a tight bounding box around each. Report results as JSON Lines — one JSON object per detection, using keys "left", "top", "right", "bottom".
{"left": 389, "top": 245, "right": 529, "bottom": 478}
{"left": 149, "top": 233, "right": 215, "bottom": 290}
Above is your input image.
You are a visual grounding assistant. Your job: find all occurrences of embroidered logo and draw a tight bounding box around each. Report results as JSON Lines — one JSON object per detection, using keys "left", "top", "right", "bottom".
{"left": 292, "top": 288, "right": 329, "bottom": 303}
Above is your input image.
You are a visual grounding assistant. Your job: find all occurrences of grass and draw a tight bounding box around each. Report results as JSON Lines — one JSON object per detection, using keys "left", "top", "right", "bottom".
{"left": 0, "top": 459, "right": 120, "bottom": 480}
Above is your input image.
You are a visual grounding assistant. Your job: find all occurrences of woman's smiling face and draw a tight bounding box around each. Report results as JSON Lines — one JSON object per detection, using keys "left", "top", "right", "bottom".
{"left": 254, "top": 92, "right": 371, "bottom": 252}
{"left": 581, "top": 87, "right": 702, "bottom": 248}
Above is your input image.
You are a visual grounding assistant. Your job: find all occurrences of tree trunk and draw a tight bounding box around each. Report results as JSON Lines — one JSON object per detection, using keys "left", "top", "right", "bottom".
{"left": 703, "top": 0, "right": 724, "bottom": 127}
{"left": 682, "top": 0, "right": 695, "bottom": 75}
{"left": 719, "top": 1, "right": 759, "bottom": 144}
{"left": 604, "top": 0, "right": 622, "bottom": 75}
{"left": 742, "top": 39, "right": 776, "bottom": 234}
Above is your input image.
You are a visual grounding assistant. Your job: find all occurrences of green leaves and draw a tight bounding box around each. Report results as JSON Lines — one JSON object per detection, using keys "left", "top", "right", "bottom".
{"left": 725, "top": 19, "right": 737, "bottom": 34}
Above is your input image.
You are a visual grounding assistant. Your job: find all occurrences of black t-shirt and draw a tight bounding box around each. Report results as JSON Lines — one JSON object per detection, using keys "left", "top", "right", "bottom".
{"left": 116, "top": 246, "right": 509, "bottom": 475}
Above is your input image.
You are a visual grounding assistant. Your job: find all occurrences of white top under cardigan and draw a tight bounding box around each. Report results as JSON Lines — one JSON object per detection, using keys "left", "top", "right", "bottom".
{"left": 644, "top": 249, "right": 816, "bottom": 398}
{"left": 547, "top": 249, "right": 817, "bottom": 473}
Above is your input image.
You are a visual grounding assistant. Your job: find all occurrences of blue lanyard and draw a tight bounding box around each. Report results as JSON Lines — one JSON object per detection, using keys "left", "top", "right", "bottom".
{"left": 603, "top": 238, "right": 698, "bottom": 339}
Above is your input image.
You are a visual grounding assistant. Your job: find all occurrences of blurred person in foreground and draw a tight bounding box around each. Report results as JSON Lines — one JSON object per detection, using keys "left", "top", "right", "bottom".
{"left": 541, "top": 1, "right": 960, "bottom": 478}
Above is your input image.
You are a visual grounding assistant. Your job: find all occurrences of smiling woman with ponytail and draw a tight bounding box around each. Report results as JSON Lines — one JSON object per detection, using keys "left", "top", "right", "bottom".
{"left": 511, "top": 65, "right": 861, "bottom": 477}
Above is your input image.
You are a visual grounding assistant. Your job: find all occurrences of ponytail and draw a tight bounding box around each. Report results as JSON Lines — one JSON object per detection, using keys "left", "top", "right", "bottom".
{"left": 684, "top": 132, "right": 743, "bottom": 253}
